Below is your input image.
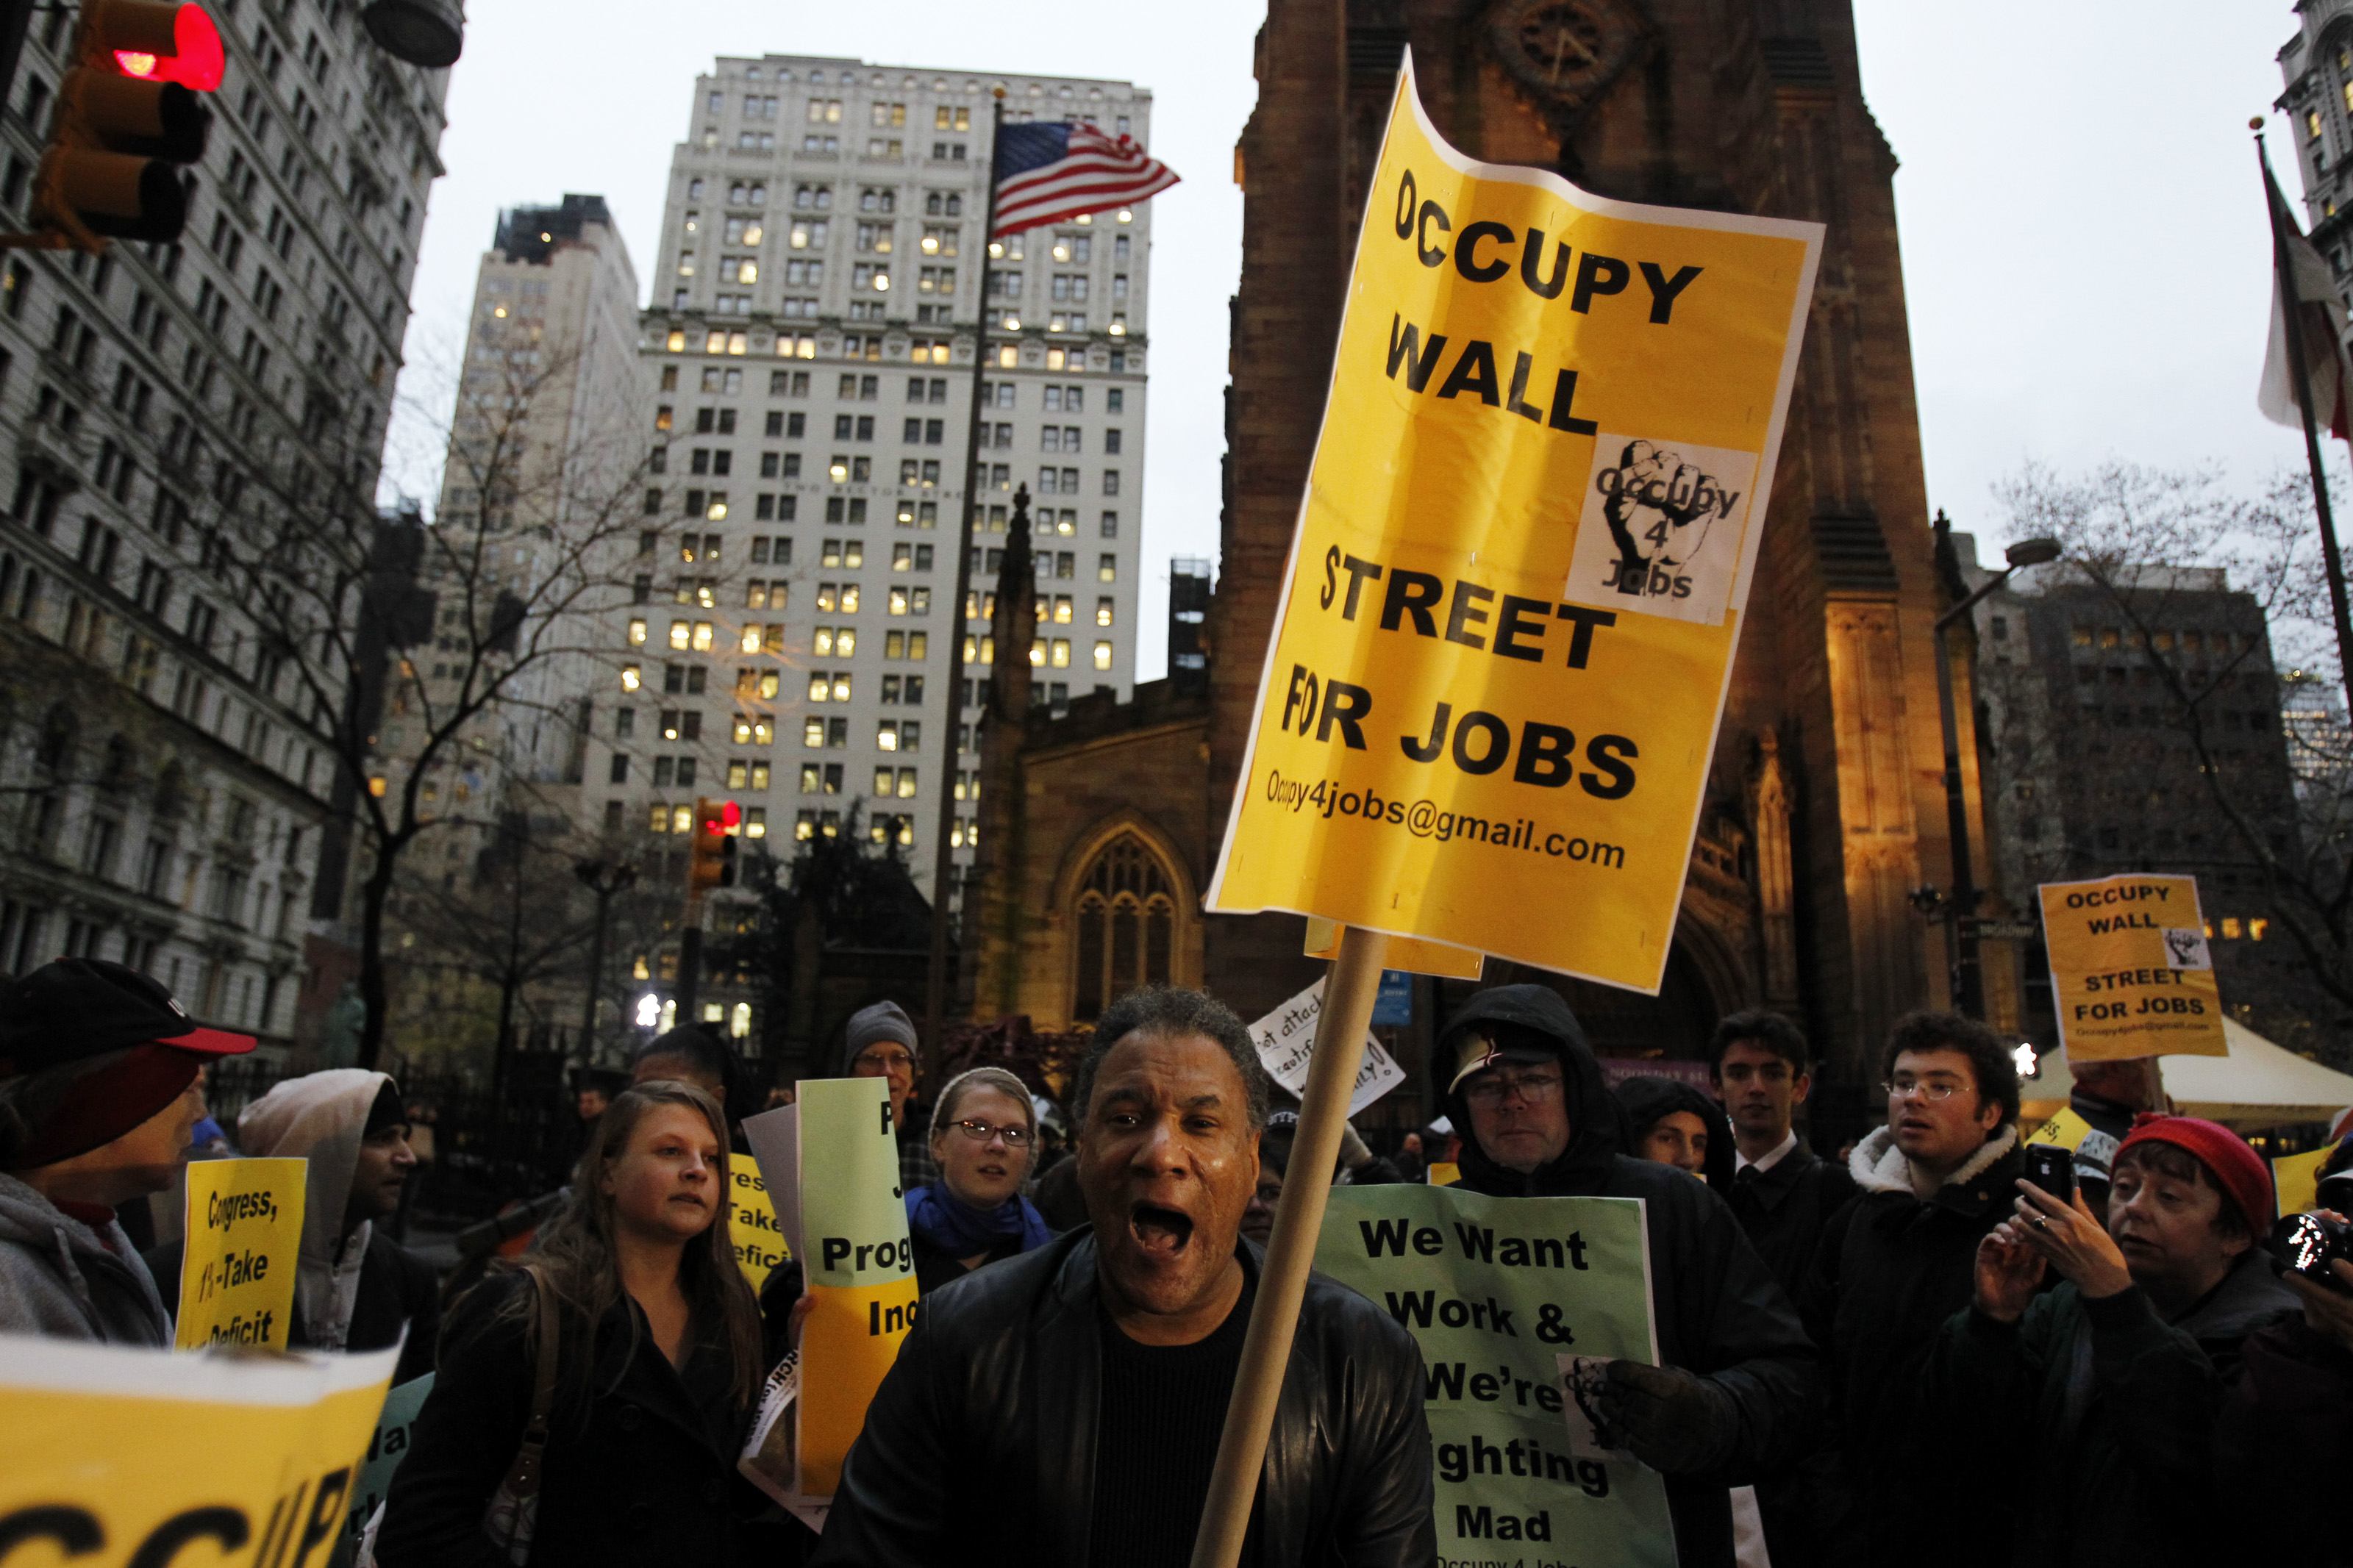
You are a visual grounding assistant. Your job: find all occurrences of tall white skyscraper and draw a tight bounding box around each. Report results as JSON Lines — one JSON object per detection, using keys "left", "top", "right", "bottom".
{"left": 590, "top": 55, "right": 1155, "bottom": 911}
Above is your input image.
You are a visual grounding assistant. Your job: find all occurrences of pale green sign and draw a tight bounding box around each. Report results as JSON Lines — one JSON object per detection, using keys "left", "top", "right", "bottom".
{"left": 1314, "top": 1184, "right": 1677, "bottom": 1567}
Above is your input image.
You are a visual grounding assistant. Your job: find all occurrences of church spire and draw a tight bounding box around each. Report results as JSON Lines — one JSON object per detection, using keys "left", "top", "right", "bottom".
{"left": 987, "top": 484, "right": 1038, "bottom": 722}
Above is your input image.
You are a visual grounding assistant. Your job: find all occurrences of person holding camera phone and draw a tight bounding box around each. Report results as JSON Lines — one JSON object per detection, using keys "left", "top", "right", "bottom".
{"left": 1918, "top": 1115, "right": 2286, "bottom": 1568}
{"left": 2210, "top": 1148, "right": 2353, "bottom": 1562}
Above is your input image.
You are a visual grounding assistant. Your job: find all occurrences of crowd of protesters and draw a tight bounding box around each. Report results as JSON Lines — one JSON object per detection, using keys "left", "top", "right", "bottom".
{"left": 2, "top": 953, "right": 2351, "bottom": 1567}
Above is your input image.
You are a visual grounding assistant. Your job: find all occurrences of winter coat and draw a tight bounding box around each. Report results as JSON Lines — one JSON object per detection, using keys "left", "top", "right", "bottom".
{"left": 810, "top": 1230, "right": 1435, "bottom": 1568}
{"left": 1725, "top": 1138, "right": 1855, "bottom": 1303}
{"left": 2213, "top": 1314, "right": 2353, "bottom": 1564}
{"left": 1799, "top": 1123, "right": 2027, "bottom": 1568}
{"left": 146, "top": 1222, "right": 440, "bottom": 1384}
{"left": 2170, "top": 1247, "right": 2297, "bottom": 1379}
{"left": 1923, "top": 1284, "right": 2219, "bottom": 1568}
{"left": 375, "top": 1271, "right": 759, "bottom": 1568}
{"left": 0, "top": 1172, "right": 171, "bottom": 1344}
{"left": 1435, "top": 984, "right": 1822, "bottom": 1568}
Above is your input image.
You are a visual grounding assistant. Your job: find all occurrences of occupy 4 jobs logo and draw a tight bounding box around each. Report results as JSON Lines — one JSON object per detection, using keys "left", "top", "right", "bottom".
{"left": 2164, "top": 928, "right": 2212, "bottom": 970}
{"left": 1563, "top": 434, "right": 1757, "bottom": 627}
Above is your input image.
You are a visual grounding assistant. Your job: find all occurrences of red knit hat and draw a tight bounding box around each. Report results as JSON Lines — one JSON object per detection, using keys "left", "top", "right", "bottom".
{"left": 2115, "top": 1114, "right": 2274, "bottom": 1236}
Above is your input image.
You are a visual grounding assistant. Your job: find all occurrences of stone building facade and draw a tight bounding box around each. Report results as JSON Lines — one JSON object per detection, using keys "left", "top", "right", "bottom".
{"left": 971, "top": 0, "right": 1999, "bottom": 1128}
{"left": 2277, "top": 1, "right": 2353, "bottom": 306}
{"left": 0, "top": 3, "right": 446, "bottom": 1047}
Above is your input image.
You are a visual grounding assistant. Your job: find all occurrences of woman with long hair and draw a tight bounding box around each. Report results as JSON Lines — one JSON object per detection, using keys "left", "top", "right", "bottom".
{"left": 377, "top": 1083, "right": 768, "bottom": 1567}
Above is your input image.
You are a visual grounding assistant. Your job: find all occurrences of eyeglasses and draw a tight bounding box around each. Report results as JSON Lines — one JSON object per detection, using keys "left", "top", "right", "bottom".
{"left": 1882, "top": 1077, "right": 1965, "bottom": 1103}
{"left": 852, "top": 1047, "right": 915, "bottom": 1073}
{"left": 1463, "top": 1070, "right": 1564, "bottom": 1109}
{"left": 949, "top": 1117, "right": 1032, "bottom": 1149}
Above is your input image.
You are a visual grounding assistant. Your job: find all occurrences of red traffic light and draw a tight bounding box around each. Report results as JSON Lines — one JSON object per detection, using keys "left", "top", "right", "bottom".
{"left": 90, "top": 2, "right": 225, "bottom": 93}
{"left": 687, "top": 798, "right": 744, "bottom": 894}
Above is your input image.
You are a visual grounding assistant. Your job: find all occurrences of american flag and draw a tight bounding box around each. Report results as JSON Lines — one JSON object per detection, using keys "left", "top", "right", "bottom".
{"left": 990, "top": 121, "right": 1179, "bottom": 238}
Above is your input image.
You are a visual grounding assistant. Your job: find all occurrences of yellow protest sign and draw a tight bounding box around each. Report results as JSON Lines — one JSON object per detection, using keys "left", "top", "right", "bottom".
{"left": 744, "top": 1078, "right": 919, "bottom": 1499}
{"left": 1305, "top": 915, "right": 1483, "bottom": 979}
{"left": 2275, "top": 1145, "right": 2331, "bottom": 1218}
{"left": 1205, "top": 56, "right": 1822, "bottom": 992}
{"left": 730, "top": 1166, "right": 788, "bottom": 1290}
{"left": 2024, "top": 1106, "right": 2095, "bottom": 1153}
{"left": 0, "top": 1335, "right": 398, "bottom": 1565}
{"left": 176, "top": 1156, "right": 305, "bottom": 1351}
{"left": 2038, "top": 875, "right": 2228, "bottom": 1062}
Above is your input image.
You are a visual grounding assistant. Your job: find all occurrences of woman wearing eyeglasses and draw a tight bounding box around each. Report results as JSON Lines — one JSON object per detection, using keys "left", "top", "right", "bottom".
{"left": 904, "top": 1066, "right": 1054, "bottom": 1294}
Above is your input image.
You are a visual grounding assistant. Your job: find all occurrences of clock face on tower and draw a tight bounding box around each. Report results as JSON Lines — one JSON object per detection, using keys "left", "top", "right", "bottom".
{"left": 1485, "top": 0, "right": 1652, "bottom": 124}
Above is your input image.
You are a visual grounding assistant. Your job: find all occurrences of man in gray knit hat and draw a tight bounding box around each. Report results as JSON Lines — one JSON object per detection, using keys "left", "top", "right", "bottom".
{"left": 841, "top": 1000, "right": 936, "bottom": 1192}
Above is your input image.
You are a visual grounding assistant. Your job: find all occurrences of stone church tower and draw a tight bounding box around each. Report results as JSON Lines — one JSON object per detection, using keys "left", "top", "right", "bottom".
{"left": 971, "top": 0, "right": 2008, "bottom": 1114}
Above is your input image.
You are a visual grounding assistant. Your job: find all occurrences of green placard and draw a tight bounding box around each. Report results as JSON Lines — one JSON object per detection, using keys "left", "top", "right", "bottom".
{"left": 1314, "top": 1184, "right": 1677, "bottom": 1566}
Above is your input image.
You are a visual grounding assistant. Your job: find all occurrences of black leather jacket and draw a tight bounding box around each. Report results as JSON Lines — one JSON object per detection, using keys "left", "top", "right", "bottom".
{"left": 810, "top": 1228, "right": 1437, "bottom": 1568}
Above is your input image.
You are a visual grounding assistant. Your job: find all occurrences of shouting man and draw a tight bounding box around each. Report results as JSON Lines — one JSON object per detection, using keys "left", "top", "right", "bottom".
{"left": 814, "top": 986, "right": 1434, "bottom": 1567}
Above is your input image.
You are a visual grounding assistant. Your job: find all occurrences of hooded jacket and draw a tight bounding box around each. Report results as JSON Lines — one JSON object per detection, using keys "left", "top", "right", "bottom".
{"left": 1796, "top": 1121, "right": 2026, "bottom": 1568}
{"left": 0, "top": 1170, "right": 172, "bottom": 1343}
{"left": 1434, "top": 985, "right": 1820, "bottom": 1568}
{"left": 1613, "top": 1073, "right": 1735, "bottom": 1191}
{"left": 148, "top": 1070, "right": 438, "bottom": 1381}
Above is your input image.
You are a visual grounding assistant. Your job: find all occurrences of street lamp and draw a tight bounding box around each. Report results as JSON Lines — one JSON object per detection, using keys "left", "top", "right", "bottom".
{"left": 1929, "top": 515, "right": 2062, "bottom": 1017}
{"left": 360, "top": 0, "right": 463, "bottom": 68}
{"left": 573, "top": 858, "right": 638, "bottom": 1065}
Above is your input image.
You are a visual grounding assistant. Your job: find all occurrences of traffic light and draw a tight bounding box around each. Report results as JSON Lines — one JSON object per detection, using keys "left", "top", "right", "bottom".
{"left": 28, "top": 1, "right": 224, "bottom": 251}
{"left": 688, "top": 798, "right": 742, "bottom": 895}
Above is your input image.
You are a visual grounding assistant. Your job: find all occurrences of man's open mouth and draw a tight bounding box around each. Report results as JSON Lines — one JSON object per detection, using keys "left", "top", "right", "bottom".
{"left": 1129, "top": 1201, "right": 1194, "bottom": 1255}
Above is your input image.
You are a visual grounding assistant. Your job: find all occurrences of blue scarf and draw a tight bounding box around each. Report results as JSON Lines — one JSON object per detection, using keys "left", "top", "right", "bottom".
{"left": 904, "top": 1183, "right": 1054, "bottom": 1260}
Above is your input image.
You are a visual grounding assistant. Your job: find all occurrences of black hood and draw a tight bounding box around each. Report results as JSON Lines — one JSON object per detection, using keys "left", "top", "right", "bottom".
{"left": 1434, "top": 984, "right": 1624, "bottom": 1195}
{"left": 1611, "top": 1074, "right": 1735, "bottom": 1193}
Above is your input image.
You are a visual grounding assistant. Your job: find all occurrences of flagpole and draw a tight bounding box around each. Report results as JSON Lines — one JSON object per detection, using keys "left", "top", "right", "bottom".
{"left": 924, "top": 87, "right": 1006, "bottom": 1045}
{"left": 2260, "top": 124, "right": 2353, "bottom": 704}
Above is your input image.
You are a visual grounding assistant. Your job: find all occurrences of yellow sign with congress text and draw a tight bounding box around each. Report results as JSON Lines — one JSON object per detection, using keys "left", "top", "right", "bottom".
{"left": 730, "top": 1166, "right": 788, "bottom": 1291}
{"left": 1205, "top": 54, "right": 1823, "bottom": 992}
{"left": 2038, "top": 874, "right": 2228, "bottom": 1062}
{"left": 0, "top": 1335, "right": 397, "bottom": 1567}
{"left": 176, "top": 1156, "right": 306, "bottom": 1352}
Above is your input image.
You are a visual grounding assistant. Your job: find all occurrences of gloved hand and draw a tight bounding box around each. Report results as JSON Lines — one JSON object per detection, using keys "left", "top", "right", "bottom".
{"left": 1596, "top": 1360, "right": 1738, "bottom": 1475}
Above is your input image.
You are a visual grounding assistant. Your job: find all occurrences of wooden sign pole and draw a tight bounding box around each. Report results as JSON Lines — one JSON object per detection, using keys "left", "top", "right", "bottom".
{"left": 1187, "top": 923, "right": 1391, "bottom": 1568}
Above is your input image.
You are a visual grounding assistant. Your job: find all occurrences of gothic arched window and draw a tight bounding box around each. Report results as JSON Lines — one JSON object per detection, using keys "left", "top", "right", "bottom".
{"left": 1070, "top": 831, "right": 1176, "bottom": 1022}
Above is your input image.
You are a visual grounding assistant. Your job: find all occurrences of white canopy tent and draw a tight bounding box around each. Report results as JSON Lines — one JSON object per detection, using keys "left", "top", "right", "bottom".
{"left": 2021, "top": 1017, "right": 2353, "bottom": 1131}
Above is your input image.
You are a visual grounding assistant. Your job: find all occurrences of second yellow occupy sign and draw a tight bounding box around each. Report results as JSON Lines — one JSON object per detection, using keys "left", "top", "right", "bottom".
{"left": 2038, "top": 873, "right": 2228, "bottom": 1062}
{"left": 1206, "top": 55, "right": 1823, "bottom": 992}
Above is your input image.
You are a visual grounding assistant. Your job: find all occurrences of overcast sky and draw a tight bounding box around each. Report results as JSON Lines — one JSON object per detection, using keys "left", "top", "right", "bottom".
{"left": 382, "top": 1, "right": 2317, "bottom": 675}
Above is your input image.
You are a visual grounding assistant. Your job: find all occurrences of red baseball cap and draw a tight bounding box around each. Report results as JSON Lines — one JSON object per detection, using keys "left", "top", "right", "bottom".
{"left": 0, "top": 957, "right": 255, "bottom": 1077}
